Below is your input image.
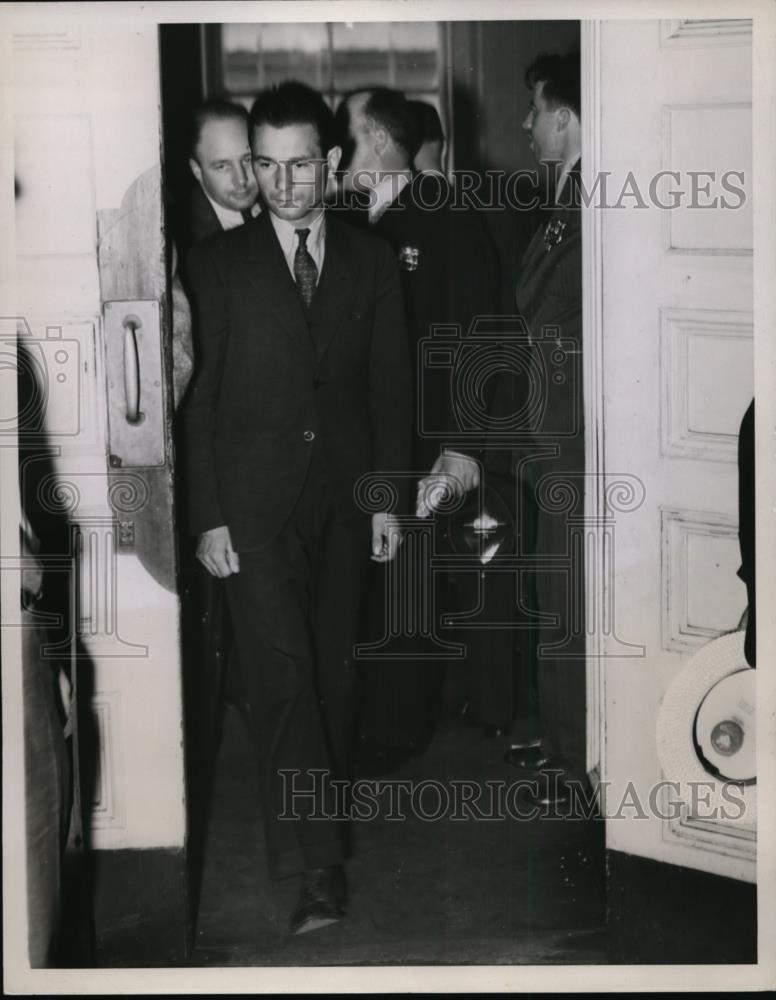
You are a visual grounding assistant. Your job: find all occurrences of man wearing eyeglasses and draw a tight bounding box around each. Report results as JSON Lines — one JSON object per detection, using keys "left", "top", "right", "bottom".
{"left": 183, "top": 81, "right": 412, "bottom": 935}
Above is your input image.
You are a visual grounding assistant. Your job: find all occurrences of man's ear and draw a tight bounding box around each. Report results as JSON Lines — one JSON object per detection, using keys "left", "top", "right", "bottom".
{"left": 327, "top": 144, "right": 342, "bottom": 174}
{"left": 556, "top": 108, "right": 571, "bottom": 132}
{"left": 189, "top": 157, "right": 203, "bottom": 184}
{"left": 373, "top": 126, "right": 389, "bottom": 157}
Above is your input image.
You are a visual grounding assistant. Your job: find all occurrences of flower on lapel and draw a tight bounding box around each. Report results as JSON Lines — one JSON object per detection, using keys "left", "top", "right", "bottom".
{"left": 398, "top": 245, "right": 421, "bottom": 271}
{"left": 544, "top": 218, "right": 567, "bottom": 252}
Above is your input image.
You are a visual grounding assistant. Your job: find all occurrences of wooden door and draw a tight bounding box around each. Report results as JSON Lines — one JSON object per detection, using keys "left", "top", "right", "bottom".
{"left": 585, "top": 17, "right": 754, "bottom": 883}
{"left": 8, "top": 17, "right": 188, "bottom": 968}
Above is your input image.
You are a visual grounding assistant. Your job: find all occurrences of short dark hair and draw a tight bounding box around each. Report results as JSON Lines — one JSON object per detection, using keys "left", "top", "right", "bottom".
{"left": 408, "top": 100, "right": 444, "bottom": 145}
{"left": 360, "top": 87, "right": 420, "bottom": 161}
{"left": 525, "top": 51, "right": 581, "bottom": 119}
{"left": 249, "top": 81, "right": 337, "bottom": 154}
{"left": 189, "top": 98, "right": 249, "bottom": 161}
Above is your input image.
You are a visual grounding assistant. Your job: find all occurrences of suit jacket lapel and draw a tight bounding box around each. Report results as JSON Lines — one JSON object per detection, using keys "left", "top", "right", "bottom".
{"left": 516, "top": 160, "right": 582, "bottom": 314}
{"left": 188, "top": 183, "right": 224, "bottom": 244}
{"left": 308, "top": 215, "right": 357, "bottom": 362}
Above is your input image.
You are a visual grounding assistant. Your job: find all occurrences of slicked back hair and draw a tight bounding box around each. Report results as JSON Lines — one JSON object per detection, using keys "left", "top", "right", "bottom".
{"left": 525, "top": 51, "right": 581, "bottom": 119}
{"left": 189, "top": 98, "right": 250, "bottom": 161}
{"left": 249, "top": 80, "right": 338, "bottom": 154}
{"left": 408, "top": 100, "right": 445, "bottom": 145}
{"left": 359, "top": 87, "right": 421, "bottom": 162}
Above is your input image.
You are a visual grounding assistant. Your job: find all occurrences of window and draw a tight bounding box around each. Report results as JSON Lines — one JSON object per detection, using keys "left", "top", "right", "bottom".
{"left": 204, "top": 21, "right": 444, "bottom": 115}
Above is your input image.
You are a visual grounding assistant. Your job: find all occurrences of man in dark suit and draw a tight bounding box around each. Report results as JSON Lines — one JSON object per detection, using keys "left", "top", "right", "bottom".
{"left": 420, "top": 52, "right": 585, "bottom": 807}
{"left": 334, "top": 88, "right": 502, "bottom": 763}
{"left": 184, "top": 82, "right": 412, "bottom": 934}
{"left": 496, "top": 52, "right": 584, "bottom": 805}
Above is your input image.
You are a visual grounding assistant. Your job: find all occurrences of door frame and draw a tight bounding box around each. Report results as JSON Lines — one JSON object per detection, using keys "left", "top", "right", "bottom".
{"left": 580, "top": 19, "right": 606, "bottom": 795}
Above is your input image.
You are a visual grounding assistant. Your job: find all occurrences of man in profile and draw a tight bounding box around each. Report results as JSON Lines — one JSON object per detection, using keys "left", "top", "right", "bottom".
{"left": 335, "top": 87, "right": 500, "bottom": 766}
{"left": 184, "top": 81, "right": 411, "bottom": 934}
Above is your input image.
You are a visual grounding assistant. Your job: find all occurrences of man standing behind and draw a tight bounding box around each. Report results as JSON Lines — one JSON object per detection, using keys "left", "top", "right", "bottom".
{"left": 184, "top": 81, "right": 411, "bottom": 934}
{"left": 335, "top": 87, "right": 499, "bottom": 765}
{"left": 424, "top": 52, "right": 585, "bottom": 806}
{"left": 504, "top": 52, "right": 584, "bottom": 806}
{"left": 173, "top": 99, "right": 260, "bottom": 783}
{"left": 177, "top": 98, "right": 260, "bottom": 255}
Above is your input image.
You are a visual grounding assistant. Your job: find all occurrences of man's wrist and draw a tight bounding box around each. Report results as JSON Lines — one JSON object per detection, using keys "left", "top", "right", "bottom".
{"left": 442, "top": 448, "right": 478, "bottom": 463}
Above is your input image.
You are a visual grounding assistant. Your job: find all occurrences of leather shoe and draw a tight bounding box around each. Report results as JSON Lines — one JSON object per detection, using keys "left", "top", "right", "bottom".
{"left": 506, "top": 735, "right": 542, "bottom": 751}
{"left": 523, "top": 778, "right": 574, "bottom": 809}
{"left": 289, "top": 866, "right": 346, "bottom": 936}
{"left": 504, "top": 744, "right": 555, "bottom": 770}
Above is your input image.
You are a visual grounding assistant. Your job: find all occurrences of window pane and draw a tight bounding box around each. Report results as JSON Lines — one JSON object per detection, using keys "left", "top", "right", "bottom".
{"left": 331, "top": 22, "right": 439, "bottom": 92}
{"left": 220, "top": 21, "right": 441, "bottom": 99}
{"left": 223, "top": 23, "right": 330, "bottom": 94}
{"left": 390, "top": 22, "right": 439, "bottom": 90}
{"left": 331, "top": 22, "right": 391, "bottom": 88}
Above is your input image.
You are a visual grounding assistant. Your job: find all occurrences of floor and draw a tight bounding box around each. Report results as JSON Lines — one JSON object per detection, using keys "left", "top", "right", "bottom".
{"left": 189, "top": 689, "right": 608, "bottom": 967}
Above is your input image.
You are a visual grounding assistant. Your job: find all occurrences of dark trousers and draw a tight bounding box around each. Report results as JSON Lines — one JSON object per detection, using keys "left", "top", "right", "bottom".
{"left": 530, "top": 446, "right": 587, "bottom": 781}
{"left": 356, "top": 521, "right": 451, "bottom": 751}
{"left": 448, "top": 469, "right": 539, "bottom": 730}
{"left": 453, "top": 563, "right": 538, "bottom": 728}
{"left": 225, "top": 451, "right": 368, "bottom": 878}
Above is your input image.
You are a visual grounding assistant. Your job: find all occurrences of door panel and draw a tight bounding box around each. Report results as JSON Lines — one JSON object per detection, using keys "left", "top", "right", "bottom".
{"left": 590, "top": 19, "right": 754, "bottom": 880}
{"left": 11, "top": 18, "right": 187, "bottom": 961}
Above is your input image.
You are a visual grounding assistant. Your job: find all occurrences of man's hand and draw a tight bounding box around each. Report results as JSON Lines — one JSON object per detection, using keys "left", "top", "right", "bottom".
{"left": 371, "top": 512, "right": 402, "bottom": 563}
{"left": 416, "top": 451, "right": 480, "bottom": 518}
{"left": 197, "top": 525, "right": 240, "bottom": 578}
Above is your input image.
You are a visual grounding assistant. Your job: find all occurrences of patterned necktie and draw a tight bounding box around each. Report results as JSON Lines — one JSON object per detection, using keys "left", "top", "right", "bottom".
{"left": 293, "top": 227, "right": 318, "bottom": 308}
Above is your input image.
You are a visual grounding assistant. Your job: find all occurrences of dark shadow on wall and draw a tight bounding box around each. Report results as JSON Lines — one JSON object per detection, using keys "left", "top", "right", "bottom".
{"left": 17, "top": 334, "right": 97, "bottom": 967}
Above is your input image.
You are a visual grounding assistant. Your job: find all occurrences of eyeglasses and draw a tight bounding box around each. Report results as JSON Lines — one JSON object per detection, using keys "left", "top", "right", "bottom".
{"left": 252, "top": 156, "right": 329, "bottom": 177}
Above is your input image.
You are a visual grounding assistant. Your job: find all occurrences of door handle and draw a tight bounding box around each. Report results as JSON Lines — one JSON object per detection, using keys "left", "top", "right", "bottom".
{"left": 122, "top": 316, "right": 143, "bottom": 425}
{"left": 104, "top": 299, "right": 165, "bottom": 467}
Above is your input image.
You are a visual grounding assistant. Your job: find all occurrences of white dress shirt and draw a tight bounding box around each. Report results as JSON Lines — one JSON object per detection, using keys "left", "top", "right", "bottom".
{"left": 269, "top": 210, "right": 326, "bottom": 281}
{"left": 555, "top": 152, "right": 581, "bottom": 204}
{"left": 368, "top": 171, "right": 411, "bottom": 223}
{"left": 205, "top": 190, "right": 246, "bottom": 231}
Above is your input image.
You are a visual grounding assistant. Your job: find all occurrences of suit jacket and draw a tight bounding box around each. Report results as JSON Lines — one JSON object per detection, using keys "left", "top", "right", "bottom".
{"left": 336, "top": 173, "right": 499, "bottom": 468}
{"left": 183, "top": 211, "right": 413, "bottom": 551}
{"left": 176, "top": 182, "right": 227, "bottom": 258}
{"left": 484, "top": 160, "right": 583, "bottom": 490}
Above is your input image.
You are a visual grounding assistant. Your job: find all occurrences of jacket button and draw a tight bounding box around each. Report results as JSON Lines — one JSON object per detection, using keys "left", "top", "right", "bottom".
{"left": 303, "top": 430, "right": 315, "bottom": 442}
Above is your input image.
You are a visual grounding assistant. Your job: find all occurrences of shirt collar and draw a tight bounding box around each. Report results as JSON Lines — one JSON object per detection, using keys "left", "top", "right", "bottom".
{"left": 555, "top": 154, "right": 582, "bottom": 205}
{"left": 368, "top": 171, "right": 412, "bottom": 222}
{"left": 269, "top": 209, "right": 326, "bottom": 257}
{"left": 203, "top": 188, "right": 245, "bottom": 231}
